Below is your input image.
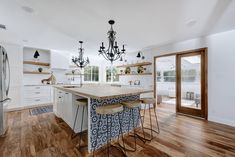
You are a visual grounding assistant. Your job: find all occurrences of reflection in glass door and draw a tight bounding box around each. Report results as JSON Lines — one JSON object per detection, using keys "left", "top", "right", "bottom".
{"left": 180, "top": 55, "right": 201, "bottom": 109}
{"left": 155, "top": 56, "right": 176, "bottom": 113}
{"left": 176, "top": 49, "right": 207, "bottom": 119}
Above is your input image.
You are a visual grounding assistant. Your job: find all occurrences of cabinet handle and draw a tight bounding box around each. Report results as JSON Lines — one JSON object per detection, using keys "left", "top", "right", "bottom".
{"left": 35, "top": 87, "right": 40, "bottom": 89}
{"left": 59, "top": 92, "right": 62, "bottom": 93}
{"left": 65, "top": 93, "right": 69, "bottom": 94}
{"left": 35, "top": 99, "right": 40, "bottom": 101}
{"left": 35, "top": 92, "right": 40, "bottom": 94}
{"left": 58, "top": 97, "right": 62, "bottom": 98}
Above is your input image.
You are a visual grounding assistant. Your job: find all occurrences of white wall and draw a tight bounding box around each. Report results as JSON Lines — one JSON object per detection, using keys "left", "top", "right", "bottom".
{"left": 125, "top": 29, "right": 235, "bottom": 127}
{"left": 0, "top": 41, "right": 23, "bottom": 109}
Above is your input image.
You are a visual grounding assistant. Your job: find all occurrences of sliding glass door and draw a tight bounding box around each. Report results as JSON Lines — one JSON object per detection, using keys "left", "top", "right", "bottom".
{"left": 154, "top": 48, "right": 207, "bottom": 119}
{"left": 176, "top": 49, "right": 207, "bottom": 119}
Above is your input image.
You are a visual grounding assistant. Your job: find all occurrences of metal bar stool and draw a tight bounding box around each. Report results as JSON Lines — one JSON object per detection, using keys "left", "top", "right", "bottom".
{"left": 119, "top": 100, "right": 146, "bottom": 152}
{"left": 71, "top": 98, "right": 88, "bottom": 148}
{"left": 140, "top": 97, "right": 160, "bottom": 141}
{"left": 93, "top": 104, "right": 127, "bottom": 157}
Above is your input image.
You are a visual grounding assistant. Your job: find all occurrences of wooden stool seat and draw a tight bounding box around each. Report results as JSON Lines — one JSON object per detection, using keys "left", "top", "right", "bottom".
{"left": 118, "top": 100, "right": 145, "bottom": 152}
{"left": 75, "top": 99, "right": 88, "bottom": 106}
{"left": 140, "top": 97, "right": 160, "bottom": 141}
{"left": 72, "top": 98, "right": 88, "bottom": 148}
{"left": 140, "top": 98, "right": 156, "bottom": 104}
{"left": 121, "top": 100, "right": 141, "bottom": 108}
{"left": 96, "top": 104, "right": 123, "bottom": 115}
{"left": 93, "top": 103, "right": 127, "bottom": 156}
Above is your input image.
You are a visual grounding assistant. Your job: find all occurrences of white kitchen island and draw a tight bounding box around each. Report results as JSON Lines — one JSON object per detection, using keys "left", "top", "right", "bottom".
{"left": 53, "top": 84, "right": 152, "bottom": 152}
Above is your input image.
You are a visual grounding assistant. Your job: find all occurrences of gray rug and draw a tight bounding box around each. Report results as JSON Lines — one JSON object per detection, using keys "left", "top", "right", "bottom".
{"left": 30, "top": 105, "right": 53, "bottom": 115}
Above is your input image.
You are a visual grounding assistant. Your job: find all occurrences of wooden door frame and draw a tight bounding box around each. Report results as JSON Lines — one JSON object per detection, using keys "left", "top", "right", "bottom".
{"left": 154, "top": 48, "right": 208, "bottom": 120}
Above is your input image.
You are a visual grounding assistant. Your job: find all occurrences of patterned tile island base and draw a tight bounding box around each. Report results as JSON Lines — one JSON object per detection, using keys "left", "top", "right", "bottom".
{"left": 89, "top": 94, "right": 140, "bottom": 151}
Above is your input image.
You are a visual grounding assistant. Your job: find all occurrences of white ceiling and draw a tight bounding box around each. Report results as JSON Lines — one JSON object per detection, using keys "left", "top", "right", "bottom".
{"left": 0, "top": 0, "right": 235, "bottom": 55}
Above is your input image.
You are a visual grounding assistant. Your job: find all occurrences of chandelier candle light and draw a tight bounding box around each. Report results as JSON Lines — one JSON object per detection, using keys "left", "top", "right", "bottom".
{"left": 72, "top": 41, "right": 89, "bottom": 87}
{"left": 98, "top": 20, "right": 126, "bottom": 63}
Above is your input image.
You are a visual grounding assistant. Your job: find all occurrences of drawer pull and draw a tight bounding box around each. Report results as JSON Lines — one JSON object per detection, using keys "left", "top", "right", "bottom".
{"left": 65, "top": 93, "right": 69, "bottom": 94}
{"left": 35, "top": 87, "right": 40, "bottom": 89}
{"left": 35, "top": 92, "right": 40, "bottom": 94}
{"left": 35, "top": 99, "right": 40, "bottom": 101}
{"left": 58, "top": 97, "right": 62, "bottom": 98}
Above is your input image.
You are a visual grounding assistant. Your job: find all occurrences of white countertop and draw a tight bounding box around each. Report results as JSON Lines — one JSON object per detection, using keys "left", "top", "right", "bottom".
{"left": 54, "top": 84, "right": 153, "bottom": 99}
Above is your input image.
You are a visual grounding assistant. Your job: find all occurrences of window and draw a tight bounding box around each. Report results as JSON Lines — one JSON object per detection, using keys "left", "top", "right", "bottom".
{"left": 163, "top": 70, "right": 176, "bottom": 82}
{"left": 181, "top": 69, "right": 197, "bottom": 82}
{"left": 84, "top": 66, "right": 99, "bottom": 82}
{"left": 106, "top": 66, "right": 119, "bottom": 82}
{"left": 156, "top": 71, "right": 161, "bottom": 82}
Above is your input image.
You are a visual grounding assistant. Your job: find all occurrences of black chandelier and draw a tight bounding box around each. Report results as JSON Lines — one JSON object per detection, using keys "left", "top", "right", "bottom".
{"left": 72, "top": 41, "right": 89, "bottom": 68}
{"left": 98, "top": 20, "right": 126, "bottom": 63}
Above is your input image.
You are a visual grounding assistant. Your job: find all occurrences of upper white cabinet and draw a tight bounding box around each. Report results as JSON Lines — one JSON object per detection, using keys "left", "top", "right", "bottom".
{"left": 51, "top": 51, "right": 70, "bottom": 69}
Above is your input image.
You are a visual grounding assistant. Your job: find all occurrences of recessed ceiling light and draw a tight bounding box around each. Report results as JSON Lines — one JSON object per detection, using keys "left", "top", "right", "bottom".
{"left": 21, "top": 6, "right": 34, "bottom": 13}
{"left": 0, "top": 24, "right": 6, "bottom": 30}
{"left": 186, "top": 19, "right": 197, "bottom": 27}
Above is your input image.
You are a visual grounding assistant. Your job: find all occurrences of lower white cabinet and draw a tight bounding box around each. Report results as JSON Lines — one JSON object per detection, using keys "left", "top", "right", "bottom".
{"left": 54, "top": 88, "right": 88, "bottom": 133}
{"left": 24, "top": 85, "right": 52, "bottom": 107}
{"left": 62, "top": 92, "right": 73, "bottom": 127}
{"left": 54, "top": 89, "right": 73, "bottom": 124}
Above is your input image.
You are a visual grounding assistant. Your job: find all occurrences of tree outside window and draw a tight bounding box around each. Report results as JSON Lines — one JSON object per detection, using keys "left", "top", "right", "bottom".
{"left": 106, "top": 66, "right": 119, "bottom": 82}
{"left": 84, "top": 66, "right": 99, "bottom": 82}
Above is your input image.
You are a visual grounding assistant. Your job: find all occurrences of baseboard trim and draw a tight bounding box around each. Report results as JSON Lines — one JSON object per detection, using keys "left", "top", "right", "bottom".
{"left": 208, "top": 116, "right": 235, "bottom": 127}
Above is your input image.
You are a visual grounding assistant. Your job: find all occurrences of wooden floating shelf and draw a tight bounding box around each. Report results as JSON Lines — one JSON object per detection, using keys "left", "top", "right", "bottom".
{"left": 117, "top": 73, "right": 152, "bottom": 76}
{"left": 23, "top": 71, "right": 51, "bottom": 74}
{"left": 23, "top": 61, "right": 50, "bottom": 66}
{"left": 65, "top": 73, "right": 84, "bottom": 76}
{"left": 116, "top": 62, "right": 152, "bottom": 68}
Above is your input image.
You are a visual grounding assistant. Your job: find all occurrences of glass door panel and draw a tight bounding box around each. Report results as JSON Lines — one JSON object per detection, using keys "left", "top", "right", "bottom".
{"left": 176, "top": 49, "right": 207, "bottom": 119}
{"left": 181, "top": 55, "right": 201, "bottom": 109}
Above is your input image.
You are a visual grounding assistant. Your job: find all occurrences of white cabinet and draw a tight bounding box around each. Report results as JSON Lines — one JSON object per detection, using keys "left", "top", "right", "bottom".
{"left": 53, "top": 88, "right": 88, "bottom": 132}
{"left": 54, "top": 89, "right": 64, "bottom": 117}
{"left": 24, "top": 85, "right": 52, "bottom": 107}
{"left": 63, "top": 92, "right": 73, "bottom": 127}
{"left": 51, "top": 51, "right": 70, "bottom": 69}
{"left": 54, "top": 89, "right": 72, "bottom": 126}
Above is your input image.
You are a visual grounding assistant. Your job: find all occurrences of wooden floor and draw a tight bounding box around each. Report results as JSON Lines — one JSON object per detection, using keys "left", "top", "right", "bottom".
{"left": 1, "top": 104, "right": 235, "bottom": 157}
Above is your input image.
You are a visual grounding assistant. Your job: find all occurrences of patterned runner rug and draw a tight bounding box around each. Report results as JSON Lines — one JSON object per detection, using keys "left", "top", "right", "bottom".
{"left": 30, "top": 105, "right": 53, "bottom": 115}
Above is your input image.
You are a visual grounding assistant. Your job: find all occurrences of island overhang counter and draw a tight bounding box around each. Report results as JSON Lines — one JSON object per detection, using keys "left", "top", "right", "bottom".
{"left": 53, "top": 84, "right": 153, "bottom": 152}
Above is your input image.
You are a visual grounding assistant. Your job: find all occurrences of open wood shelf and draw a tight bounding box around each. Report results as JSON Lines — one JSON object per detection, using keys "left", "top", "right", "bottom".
{"left": 117, "top": 73, "right": 152, "bottom": 76}
{"left": 116, "top": 62, "right": 152, "bottom": 68}
{"left": 65, "top": 73, "right": 84, "bottom": 76}
{"left": 23, "top": 61, "right": 50, "bottom": 66}
{"left": 23, "top": 71, "right": 51, "bottom": 74}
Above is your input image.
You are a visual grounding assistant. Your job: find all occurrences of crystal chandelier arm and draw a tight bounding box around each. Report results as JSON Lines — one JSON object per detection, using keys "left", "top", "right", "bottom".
{"left": 104, "top": 41, "right": 113, "bottom": 60}
{"left": 102, "top": 50, "right": 110, "bottom": 61}
{"left": 83, "top": 61, "right": 89, "bottom": 68}
{"left": 113, "top": 52, "right": 122, "bottom": 61}
{"left": 113, "top": 50, "right": 120, "bottom": 61}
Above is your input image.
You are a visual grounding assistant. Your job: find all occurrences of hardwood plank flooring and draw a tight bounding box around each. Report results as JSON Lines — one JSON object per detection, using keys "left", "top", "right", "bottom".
{"left": 0, "top": 105, "right": 235, "bottom": 157}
